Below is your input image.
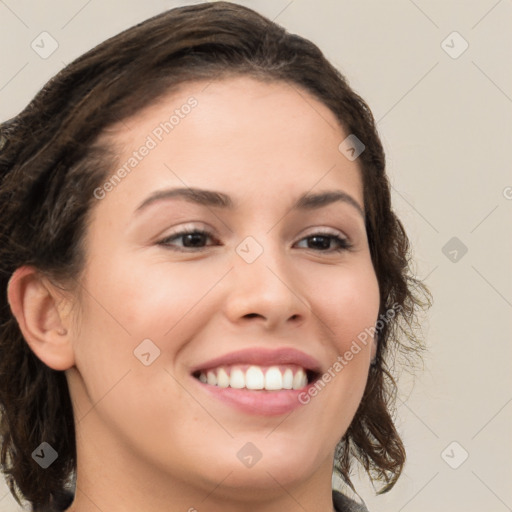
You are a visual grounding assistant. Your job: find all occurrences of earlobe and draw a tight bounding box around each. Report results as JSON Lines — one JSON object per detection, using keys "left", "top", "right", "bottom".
{"left": 7, "top": 266, "right": 75, "bottom": 371}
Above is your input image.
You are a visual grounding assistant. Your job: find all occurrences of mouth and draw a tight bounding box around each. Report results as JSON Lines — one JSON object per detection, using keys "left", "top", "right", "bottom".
{"left": 189, "top": 347, "right": 322, "bottom": 416}
{"left": 192, "top": 364, "right": 320, "bottom": 391}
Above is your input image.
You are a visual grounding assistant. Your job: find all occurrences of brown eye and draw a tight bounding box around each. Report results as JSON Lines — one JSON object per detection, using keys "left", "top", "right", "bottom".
{"left": 158, "top": 229, "right": 217, "bottom": 251}
{"left": 295, "top": 232, "right": 352, "bottom": 252}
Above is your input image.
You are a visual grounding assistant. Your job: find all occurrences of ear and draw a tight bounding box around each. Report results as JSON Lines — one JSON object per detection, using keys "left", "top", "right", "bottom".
{"left": 7, "top": 266, "right": 75, "bottom": 371}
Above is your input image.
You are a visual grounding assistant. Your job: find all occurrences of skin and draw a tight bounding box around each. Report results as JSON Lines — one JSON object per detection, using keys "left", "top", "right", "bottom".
{"left": 8, "top": 76, "right": 380, "bottom": 511}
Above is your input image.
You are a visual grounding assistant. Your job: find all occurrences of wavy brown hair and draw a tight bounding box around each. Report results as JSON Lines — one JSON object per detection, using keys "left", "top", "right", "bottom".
{"left": 0, "top": 2, "right": 431, "bottom": 510}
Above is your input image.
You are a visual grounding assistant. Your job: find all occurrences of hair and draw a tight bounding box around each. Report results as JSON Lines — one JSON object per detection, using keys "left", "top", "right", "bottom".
{"left": 0, "top": 2, "right": 431, "bottom": 510}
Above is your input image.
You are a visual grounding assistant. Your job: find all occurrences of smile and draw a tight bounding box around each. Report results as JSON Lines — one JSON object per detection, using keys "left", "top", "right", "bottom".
{"left": 193, "top": 364, "right": 313, "bottom": 391}
{"left": 189, "top": 347, "right": 323, "bottom": 415}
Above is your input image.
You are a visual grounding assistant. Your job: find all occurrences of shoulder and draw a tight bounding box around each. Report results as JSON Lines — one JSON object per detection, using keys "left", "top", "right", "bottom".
{"left": 332, "top": 490, "right": 369, "bottom": 512}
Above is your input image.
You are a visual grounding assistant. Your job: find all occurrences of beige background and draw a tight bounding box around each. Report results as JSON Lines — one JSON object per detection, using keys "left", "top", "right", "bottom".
{"left": 1, "top": 1, "right": 511, "bottom": 511}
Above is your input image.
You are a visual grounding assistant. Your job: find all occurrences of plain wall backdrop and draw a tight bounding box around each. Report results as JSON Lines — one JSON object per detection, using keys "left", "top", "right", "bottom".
{"left": 0, "top": 1, "right": 511, "bottom": 511}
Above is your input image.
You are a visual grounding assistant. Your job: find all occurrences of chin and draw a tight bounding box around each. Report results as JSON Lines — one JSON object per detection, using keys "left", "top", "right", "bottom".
{"left": 196, "top": 438, "right": 327, "bottom": 492}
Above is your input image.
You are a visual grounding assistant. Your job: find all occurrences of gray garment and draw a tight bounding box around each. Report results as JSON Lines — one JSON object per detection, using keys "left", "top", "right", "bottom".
{"left": 333, "top": 490, "right": 369, "bottom": 512}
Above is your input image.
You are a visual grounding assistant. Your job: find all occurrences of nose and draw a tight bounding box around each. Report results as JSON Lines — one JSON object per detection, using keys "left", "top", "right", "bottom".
{"left": 222, "top": 242, "right": 310, "bottom": 331}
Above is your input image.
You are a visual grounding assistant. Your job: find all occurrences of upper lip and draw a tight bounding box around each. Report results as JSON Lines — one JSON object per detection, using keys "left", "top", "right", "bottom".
{"left": 190, "top": 347, "right": 323, "bottom": 374}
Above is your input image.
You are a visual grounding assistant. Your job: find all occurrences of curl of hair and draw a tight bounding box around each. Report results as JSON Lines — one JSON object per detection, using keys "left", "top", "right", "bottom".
{"left": 0, "top": 2, "right": 431, "bottom": 509}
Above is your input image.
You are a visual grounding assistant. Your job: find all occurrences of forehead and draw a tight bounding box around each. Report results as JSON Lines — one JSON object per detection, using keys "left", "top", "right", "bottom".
{"left": 94, "top": 76, "right": 363, "bottom": 216}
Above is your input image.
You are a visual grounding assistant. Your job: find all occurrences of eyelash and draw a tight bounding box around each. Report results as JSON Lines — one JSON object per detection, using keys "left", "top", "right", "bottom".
{"left": 157, "top": 228, "right": 353, "bottom": 253}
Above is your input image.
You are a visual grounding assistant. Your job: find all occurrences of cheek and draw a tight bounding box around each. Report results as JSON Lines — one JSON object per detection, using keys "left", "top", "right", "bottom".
{"left": 69, "top": 263, "right": 196, "bottom": 431}
{"left": 72, "top": 255, "right": 230, "bottom": 394}
{"left": 79, "top": 255, "right": 213, "bottom": 338}
{"left": 312, "top": 259, "right": 380, "bottom": 350}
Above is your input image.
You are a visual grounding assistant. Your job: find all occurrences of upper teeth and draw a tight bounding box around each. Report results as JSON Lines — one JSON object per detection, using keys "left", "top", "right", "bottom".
{"left": 197, "top": 365, "right": 308, "bottom": 391}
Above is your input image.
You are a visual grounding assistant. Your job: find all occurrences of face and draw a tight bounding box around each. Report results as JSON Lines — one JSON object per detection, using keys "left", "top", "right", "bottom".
{"left": 66, "top": 76, "right": 380, "bottom": 498}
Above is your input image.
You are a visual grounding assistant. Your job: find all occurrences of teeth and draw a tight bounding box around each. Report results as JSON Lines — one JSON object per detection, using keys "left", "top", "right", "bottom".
{"left": 292, "top": 369, "right": 307, "bottom": 390}
{"left": 264, "top": 367, "right": 283, "bottom": 390}
{"left": 283, "top": 368, "right": 293, "bottom": 389}
{"left": 217, "top": 367, "right": 229, "bottom": 388}
{"left": 206, "top": 370, "right": 217, "bottom": 386}
{"left": 197, "top": 365, "right": 310, "bottom": 391}
{"left": 230, "top": 368, "right": 245, "bottom": 389}
{"left": 245, "top": 366, "right": 264, "bottom": 390}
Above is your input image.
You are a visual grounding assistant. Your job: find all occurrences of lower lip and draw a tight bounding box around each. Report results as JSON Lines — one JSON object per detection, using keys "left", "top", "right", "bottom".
{"left": 192, "top": 377, "right": 314, "bottom": 416}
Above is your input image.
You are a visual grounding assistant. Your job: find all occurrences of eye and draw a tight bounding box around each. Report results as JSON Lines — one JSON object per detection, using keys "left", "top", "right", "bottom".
{"left": 158, "top": 228, "right": 218, "bottom": 251}
{"left": 157, "top": 228, "right": 352, "bottom": 253}
{"left": 294, "top": 231, "right": 352, "bottom": 253}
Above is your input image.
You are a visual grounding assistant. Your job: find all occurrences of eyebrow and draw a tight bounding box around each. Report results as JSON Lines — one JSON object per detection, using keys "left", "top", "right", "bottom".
{"left": 135, "top": 187, "right": 365, "bottom": 218}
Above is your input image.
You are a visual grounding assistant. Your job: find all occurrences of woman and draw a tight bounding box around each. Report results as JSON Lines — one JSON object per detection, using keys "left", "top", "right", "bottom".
{"left": 0, "top": 2, "right": 430, "bottom": 511}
